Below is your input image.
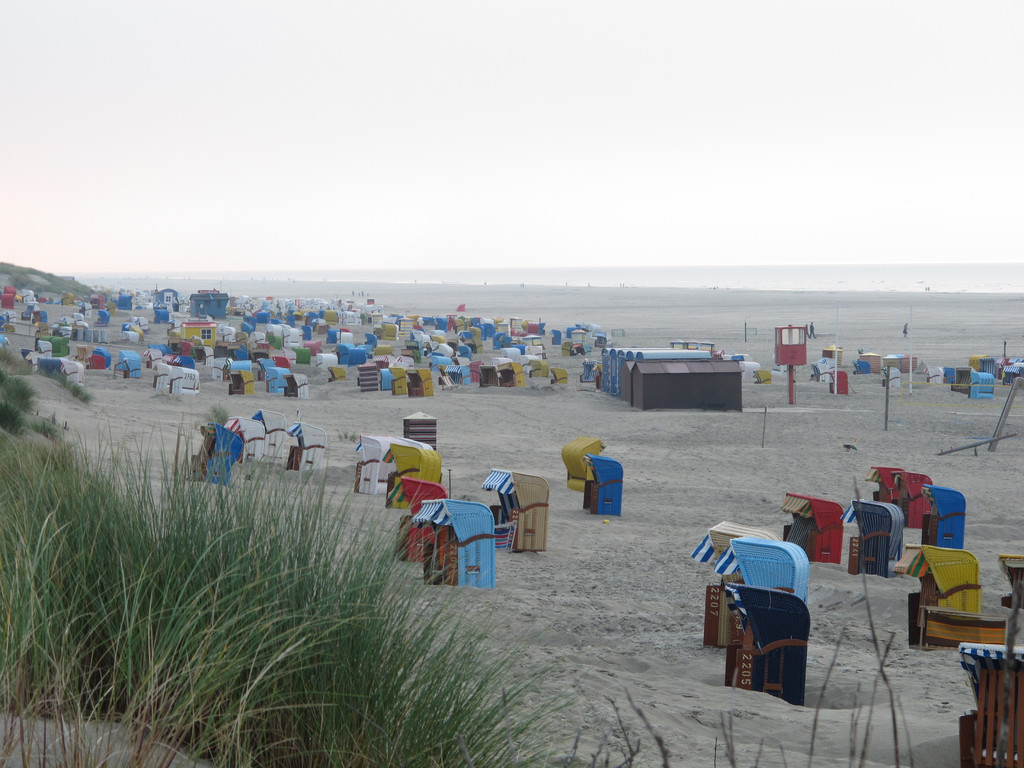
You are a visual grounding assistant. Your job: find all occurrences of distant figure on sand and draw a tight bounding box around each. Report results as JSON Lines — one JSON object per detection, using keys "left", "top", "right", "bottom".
{"left": 808, "top": 322, "right": 816, "bottom": 339}
{"left": 903, "top": 323, "right": 908, "bottom": 337}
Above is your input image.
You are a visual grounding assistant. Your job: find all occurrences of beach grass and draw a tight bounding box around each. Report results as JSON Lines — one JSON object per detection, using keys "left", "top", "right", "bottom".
{"left": 0, "top": 372, "right": 36, "bottom": 414}
{"left": 0, "top": 435, "right": 553, "bottom": 767}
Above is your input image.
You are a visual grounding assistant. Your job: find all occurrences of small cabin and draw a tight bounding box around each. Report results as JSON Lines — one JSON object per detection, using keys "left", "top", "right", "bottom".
{"left": 180, "top": 321, "right": 218, "bottom": 345}
{"left": 189, "top": 290, "right": 229, "bottom": 319}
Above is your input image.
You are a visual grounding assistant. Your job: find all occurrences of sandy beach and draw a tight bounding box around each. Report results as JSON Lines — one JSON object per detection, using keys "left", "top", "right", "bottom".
{"left": 16, "top": 279, "right": 1024, "bottom": 767}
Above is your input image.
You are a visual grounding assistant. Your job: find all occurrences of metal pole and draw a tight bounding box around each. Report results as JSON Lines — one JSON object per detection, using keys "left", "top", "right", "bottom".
{"left": 908, "top": 305, "right": 913, "bottom": 396}
{"left": 834, "top": 302, "right": 840, "bottom": 396}
{"left": 884, "top": 369, "right": 891, "bottom": 431}
{"left": 761, "top": 406, "right": 767, "bottom": 448}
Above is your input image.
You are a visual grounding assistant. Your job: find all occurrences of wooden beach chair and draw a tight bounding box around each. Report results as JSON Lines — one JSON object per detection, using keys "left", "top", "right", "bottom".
{"left": 958, "top": 643, "right": 1024, "bottom": 768}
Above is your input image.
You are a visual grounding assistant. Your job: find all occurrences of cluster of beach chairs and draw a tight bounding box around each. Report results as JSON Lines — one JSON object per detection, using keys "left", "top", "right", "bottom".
{"left": 691, "top": 465, "right": 1022, "bottom": 765}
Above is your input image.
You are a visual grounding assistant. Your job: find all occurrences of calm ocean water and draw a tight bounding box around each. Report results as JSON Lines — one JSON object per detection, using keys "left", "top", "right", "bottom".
{"left": 81, "top": 263, "right": 1024, "bottom": 294}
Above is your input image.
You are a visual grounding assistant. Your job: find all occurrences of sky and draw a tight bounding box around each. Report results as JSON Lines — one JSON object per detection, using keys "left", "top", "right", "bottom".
{"left": 2, "top": 1, "right": 1021, "bottom": 275}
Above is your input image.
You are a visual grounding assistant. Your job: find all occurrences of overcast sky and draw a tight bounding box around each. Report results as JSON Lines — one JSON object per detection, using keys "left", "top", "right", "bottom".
{"left": 2, "top": 1, "right": 1021, "bottom": 274}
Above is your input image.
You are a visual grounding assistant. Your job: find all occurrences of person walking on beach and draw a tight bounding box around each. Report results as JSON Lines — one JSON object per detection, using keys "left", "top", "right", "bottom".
{"left": 903, "top": 323, "right": 908, "bottom": 337}
{"left": 808, "top": 322, "right": 816, "bottom": 339}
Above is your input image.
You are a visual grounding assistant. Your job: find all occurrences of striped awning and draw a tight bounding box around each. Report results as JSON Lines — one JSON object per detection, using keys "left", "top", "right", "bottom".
{"left": 865, "top": 468, "right": 882, "bottom": 483}
{"left": 691, "top": 533, "right": 715, "bottom": 564}
{"left": 959, "top": 643, "right": 1024, "bottom": 697}
{"left": 411, "top": 499, "right": 449, "bottom": 526}
{"left": 387, "top": 481, "right": 406, "bottom": 508}
{"left": 713, "top": 546, "right": 740, "bottom": 576}
{"left": 841, "top": 503, "right": 858, "bottom": 524}
{"left": 998, "top": 554, "right": 1024, "bottom": 582}
{"left": 781, "top": 494, "right": 813, "bottom": 517}
{"left": 481, "top": 470, "right": 515, "bottom": 494}
{"left": 893, "top": 547, "right": 928, "bottom": 578}
{"left": 724, "top": 584, "right": 747, "bottom": 629}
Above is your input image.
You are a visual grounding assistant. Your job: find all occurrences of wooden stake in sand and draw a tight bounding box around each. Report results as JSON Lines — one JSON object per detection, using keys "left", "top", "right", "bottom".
{"left": 761, "top": 406, "right": 767, "bottom": 448}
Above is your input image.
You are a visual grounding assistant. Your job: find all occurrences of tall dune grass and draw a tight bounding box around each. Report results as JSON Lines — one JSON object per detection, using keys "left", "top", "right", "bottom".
{"left": 0, "top": 435, "right": 552, "bottom": 767}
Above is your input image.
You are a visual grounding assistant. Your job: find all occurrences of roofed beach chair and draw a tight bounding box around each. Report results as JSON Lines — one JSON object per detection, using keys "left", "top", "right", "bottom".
{"left": 865, "top": 466, "right": 903, "bottom": 504}
{"left": 225, "top": 416, "right": 266, "bottom": 463}
{"left": 780, "top": 493, "right": 844, "bottom": 564}
{"left": 999, "top": 555, "right": 1024, "bottom": 608}
{"left": 585, "top": 454, "right": 623, "bottom": 516}
{"left": 253, "top": 410, "right": 287, "bottom": 460}
{"left": 228, "top": 370, "right": 255, "bottom": 396}
{"left": 895, "top": 545, "right": 1003, "bottom": 648}
{"left": 396, "top": 477, "right": 447, "bottom": 562}
{"left": 842, "top": 500, "right": 904, "bottom": 578}
{"left": 284, "top": 422, "right": 326, "bottom": 471}
{"left": 481, "top": 470, "right": 550, "bottom": 552}
{"left": 894, "top": 470, "right": 933, "bottom": 529}
{"left": 723, "top": 537, "right": 810, "bottom": 603}
{"left": 407, "top": 369, "right": 434, "bottom": 397}
{"left": 725, "top": 584, "right": 811, "bottom": 706}
{"left": 921, "top": 485, "right": 967, "bottom": 549}
{"left": 192, "top": 423, "right": 243, "bottom": 486}
{"left": 561, "top": 436, "right": 604, "bottom": 510}
{"left": 283, "top": 372, "right": 308, "bottom": 398}
{"left": 958, "top": 643, "right": 1024, "bottom": 768}
{"left": 386, "top": 443, "right": 442, "bottom": 508}
{"left": 691, "top": 522, "right": 782, "bottom": 648}
{"left": 411, "top": 499, "right": 496, "bottom": 588}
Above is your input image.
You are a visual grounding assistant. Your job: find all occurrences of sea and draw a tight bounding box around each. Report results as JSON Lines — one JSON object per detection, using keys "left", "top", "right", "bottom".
{"left": 78, "top": 262, "right": 1024, "bottom": 295}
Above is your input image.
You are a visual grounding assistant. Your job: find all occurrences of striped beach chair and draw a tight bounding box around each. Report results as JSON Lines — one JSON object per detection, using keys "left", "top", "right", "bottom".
{"left": 958, "top": 643, "right": 1024, "bottom": 767}
{"left": 481, "top": 469, "right": 550, "bottom": 552}
{"left": 843, "top": 500, "right": 904, "bottom": 578}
